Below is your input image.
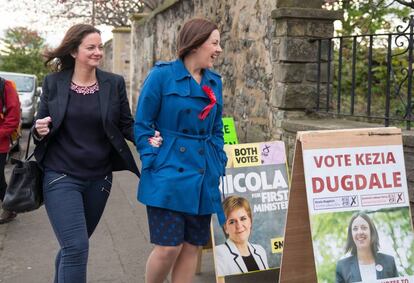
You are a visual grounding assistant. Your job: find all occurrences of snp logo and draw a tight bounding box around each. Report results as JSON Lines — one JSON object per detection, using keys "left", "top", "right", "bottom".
{"left": 271, "top": 237, "right": 284, "bottom": 254}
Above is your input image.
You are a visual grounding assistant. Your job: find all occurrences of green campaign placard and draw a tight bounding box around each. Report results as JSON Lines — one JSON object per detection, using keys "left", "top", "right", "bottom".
{"left": 222, "top": 117, "right": 238, "bottom": 145}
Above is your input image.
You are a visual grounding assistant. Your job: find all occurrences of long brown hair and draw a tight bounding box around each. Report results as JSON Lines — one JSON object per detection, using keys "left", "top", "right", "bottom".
{"left": 44, "top": 24, "right": 101, "bottom": 72}
{"left": 177, "top": 18, "right": 218, "bottom": 60}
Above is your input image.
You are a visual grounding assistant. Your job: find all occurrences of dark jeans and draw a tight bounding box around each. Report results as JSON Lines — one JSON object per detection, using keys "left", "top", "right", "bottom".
{"left": 43, "top": 169, "right": 112, "bottom": 283}
{"left": 0, "top": 153, "right": 7, "bottom": 201}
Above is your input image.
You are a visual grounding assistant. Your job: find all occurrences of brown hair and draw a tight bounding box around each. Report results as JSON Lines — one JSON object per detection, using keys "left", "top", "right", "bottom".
{"left": 177, "top": 18, "right": 218, "bottom": 60}
{"left": 345, "top": 211, "right": 380, "bottom": 255}
{"left": 44, "top": 24, "right": 101, "bottom": 71}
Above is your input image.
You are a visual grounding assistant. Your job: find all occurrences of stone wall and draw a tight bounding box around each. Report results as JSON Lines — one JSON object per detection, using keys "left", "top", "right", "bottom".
{"left": 271, "top": 2, "right": 341, "bottom": 142}
{"left": 101, "top": 28, "right": 132, "bottom": 107}
{"left": 112, "top": 28, "right": 132, "bottom": 104}
{"left": 403, "top": 134, "right": 414, "bottom": 216}
{"left": 101, "top": 39, "right": 113, "bottom": 73}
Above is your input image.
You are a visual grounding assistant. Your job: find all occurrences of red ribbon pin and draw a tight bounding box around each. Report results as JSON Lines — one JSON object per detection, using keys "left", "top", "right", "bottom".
{"left": 198, "top": 85, "right": 217, "bottom": 120}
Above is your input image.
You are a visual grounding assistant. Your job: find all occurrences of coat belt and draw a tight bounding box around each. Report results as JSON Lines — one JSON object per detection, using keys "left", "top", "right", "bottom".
{"left": 158, "top": 127, "right": 226, "bottom": 225}
{"left": 159, "top": 128, "right": 212, "bottom": 141}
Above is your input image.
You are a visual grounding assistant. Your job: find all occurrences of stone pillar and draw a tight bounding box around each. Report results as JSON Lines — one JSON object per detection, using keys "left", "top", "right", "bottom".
{"left": 270, "top": 0, "right": 342, "bottom": 160}
{"left": 112, "top": 27, "right": 132, "bottom": 106}
{"left": 101, "top": 39, "right": 113, "bottom": 73}
{"left": 130, "top": 13, "right": 149, "bottom": 113}
{"left": 271, "top": 1, "right": 342, "bottom": 141}
{"left": 403, "top": 134, "right": 414, "bottom": 225}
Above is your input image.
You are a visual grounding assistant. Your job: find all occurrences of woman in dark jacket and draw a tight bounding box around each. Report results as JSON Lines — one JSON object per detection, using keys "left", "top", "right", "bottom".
{"left": 33, "top": 24, "right": 140, "bottom": 283}
{"left": 336, "top": 211, "right": 398, "bottom": 283}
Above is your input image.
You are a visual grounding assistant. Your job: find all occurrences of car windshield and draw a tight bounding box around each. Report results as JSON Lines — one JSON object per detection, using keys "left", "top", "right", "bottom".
{"left": 0, "top": 74, "right": 35, "bottom": 92}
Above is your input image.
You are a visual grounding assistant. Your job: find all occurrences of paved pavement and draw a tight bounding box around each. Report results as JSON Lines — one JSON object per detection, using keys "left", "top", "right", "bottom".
{"left": 0, "top": 129, "right": 278, "bottom": 283}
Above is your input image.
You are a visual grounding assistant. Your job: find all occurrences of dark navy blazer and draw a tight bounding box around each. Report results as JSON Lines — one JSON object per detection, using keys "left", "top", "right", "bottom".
{"left": 33, "top": 68, "right": 139, "bottom": 177}
{"left": 336, "top": 253, "right": 398, "bottom": 283}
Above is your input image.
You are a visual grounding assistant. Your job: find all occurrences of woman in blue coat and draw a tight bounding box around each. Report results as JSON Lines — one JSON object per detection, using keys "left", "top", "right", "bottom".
{"left": 134, "top": 18, "right": 227, "bottom": 283}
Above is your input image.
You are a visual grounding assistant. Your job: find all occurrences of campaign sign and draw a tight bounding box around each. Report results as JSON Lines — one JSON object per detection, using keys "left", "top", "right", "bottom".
{"left": 280, "top": 127, "right": 414, "bottom": 283}
{"left": 222, "top": 117, "right": 238, "bottom": 145}
{"left": 212, "top": 141, "right": 289, "bottom": 281}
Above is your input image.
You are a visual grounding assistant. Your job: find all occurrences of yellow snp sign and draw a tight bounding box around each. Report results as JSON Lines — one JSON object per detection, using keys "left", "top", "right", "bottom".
{"left": 271, "top": 237, "right": 284, "bottom": 254}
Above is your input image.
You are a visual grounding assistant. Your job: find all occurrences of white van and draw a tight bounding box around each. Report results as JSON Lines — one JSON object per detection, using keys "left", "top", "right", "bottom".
{"left": 0, "top": 71, "right": 39, "bottom": 125}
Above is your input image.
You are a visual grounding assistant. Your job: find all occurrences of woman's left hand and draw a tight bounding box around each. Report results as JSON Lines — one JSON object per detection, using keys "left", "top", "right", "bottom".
{"left": 148, "top": 130, "right": 163, "bottom": 147}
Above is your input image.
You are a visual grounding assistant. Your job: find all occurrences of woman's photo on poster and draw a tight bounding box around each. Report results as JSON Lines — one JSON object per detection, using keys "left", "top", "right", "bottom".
{"left": 214, "top": 196, "right": 269, "bottom": 276}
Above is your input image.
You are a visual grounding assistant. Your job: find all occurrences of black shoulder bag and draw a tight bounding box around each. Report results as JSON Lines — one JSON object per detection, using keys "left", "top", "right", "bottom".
{"left": 2, "top": 132, "right": 43, "bottom": 213}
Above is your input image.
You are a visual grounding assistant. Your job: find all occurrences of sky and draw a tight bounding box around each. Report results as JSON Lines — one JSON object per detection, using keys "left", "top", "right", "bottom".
{"left": 0, "top": 1, "right": 112, "bottom": 50}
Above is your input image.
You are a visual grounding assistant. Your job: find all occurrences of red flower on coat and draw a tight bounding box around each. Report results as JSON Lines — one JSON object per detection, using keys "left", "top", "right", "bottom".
{"left": 198, "top": 85, "right": 217, "bottom": 120}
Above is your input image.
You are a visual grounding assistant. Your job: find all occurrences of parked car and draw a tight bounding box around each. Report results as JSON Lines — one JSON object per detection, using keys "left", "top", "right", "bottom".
{"left": 34, "top": 86, "right": 42, "bottom": 118}
{"left": 0, "top": 71, "right": 39, "bottom": 125}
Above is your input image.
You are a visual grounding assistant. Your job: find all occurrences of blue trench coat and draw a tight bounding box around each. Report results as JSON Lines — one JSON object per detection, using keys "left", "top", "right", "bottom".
{"left": 134, "top": 59, "right": 227, "bottom": 224}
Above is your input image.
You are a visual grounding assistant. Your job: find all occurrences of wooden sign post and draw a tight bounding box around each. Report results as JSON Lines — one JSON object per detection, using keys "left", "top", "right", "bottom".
{"left": 280, "top": 127, "right": 414, "bottom": 283}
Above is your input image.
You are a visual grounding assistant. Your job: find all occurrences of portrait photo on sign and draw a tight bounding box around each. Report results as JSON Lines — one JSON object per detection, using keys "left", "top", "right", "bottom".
{"left": 310, "top": 208, "right": 414, "bottom": 283}
{"left": 211, "top": 141, "right": 289, "bottom": 278}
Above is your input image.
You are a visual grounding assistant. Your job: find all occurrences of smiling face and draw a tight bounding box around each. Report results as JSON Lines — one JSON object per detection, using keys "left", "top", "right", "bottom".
{"left": 224, "top": 207, "right": 252, "bottom": 245}
{"left": 351, "top": 216, "right": 372, "bottom": 251}
{"left": 192, "top": 29, "right": 222, "bottom": 69}
{"left": 72, "top": 32, "right": 103, "bottom": 69}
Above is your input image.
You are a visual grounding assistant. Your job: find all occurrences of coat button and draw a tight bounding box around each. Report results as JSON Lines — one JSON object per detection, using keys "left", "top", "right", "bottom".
{"left": 178, "top": 167, "right": 184, "bottom": 173}
{"left": 109, "top": 135, "right": 114, "bottom": 140}
{"left": 180, "top": 146, "right": 186, "bottom": 153}
{"left": 199, "top": 129, "right": 205, "bottom": 135}
{"left": 198, "top": 149, "right": 204, "bottom": 155}
{"left": 182, "top": 129, "right": 189, "bottom": 134}
{"left": 119, "top": 148, "right": 123, "bottom": 153}
{"left": 198, "top": 168, "right": 205, "bottom": 174}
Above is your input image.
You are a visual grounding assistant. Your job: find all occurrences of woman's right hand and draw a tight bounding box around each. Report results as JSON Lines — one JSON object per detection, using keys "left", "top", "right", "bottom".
{"left": 35, "top": 116, "right": 52, "bottom": 137}
{"left": 148, "top": 130, "right": 163, "bottom": 147}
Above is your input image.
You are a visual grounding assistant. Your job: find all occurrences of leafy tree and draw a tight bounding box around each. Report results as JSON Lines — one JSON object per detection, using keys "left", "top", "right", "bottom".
{"left": 394, "top": 0, "right": 414, "bottom": 8}
{"left": 0, "top": 27, "right": 49, "bottom": 83}
{"left": 55, "top": 0, "right": 155, "bottom": 26}
{"left": 2, "top": 0, "right": 157, "bottom": 30}
{"left": 324, "top": 0, "right": 411, "bottom": 35}
{"left": 329, "top": 40, "right": 412, "bottom": 124}
{"left": 321, "top": 1, "right": 414, "bottom": 127}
